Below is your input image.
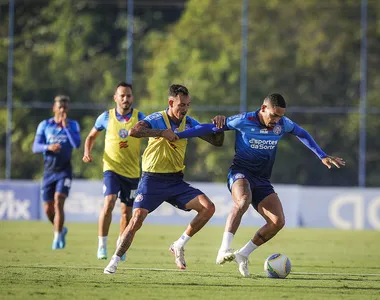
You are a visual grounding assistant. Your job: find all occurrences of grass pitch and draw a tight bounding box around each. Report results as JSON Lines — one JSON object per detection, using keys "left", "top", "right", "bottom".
{"left": 0, "top": 221, "right": 379, "bottom": 299}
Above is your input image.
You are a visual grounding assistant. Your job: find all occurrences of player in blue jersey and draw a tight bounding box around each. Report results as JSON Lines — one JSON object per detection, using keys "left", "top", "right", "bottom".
{"left": 83, "top": 82, "right": 145, "bottom": 261}
{"left": 103, "top": 84, "right": 224, "bottom": 274}
{"left": 32, "top": 95, "right": 81, "bottom": 250}
{"left": 176, "top": 93, "right": 345, "bottom": 277}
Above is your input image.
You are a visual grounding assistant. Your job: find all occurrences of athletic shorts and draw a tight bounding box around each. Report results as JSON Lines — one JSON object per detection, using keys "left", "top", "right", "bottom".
{"left": 133, "top": 172, "right": 204, "bottom": 213}
{"left": 227, "top": 168, "right": 275, "bottom": 210}
{"left": 41, "top": 177, "right": 72, "bottom": 202}
{"left": 103, "top": 170, "right": 139, "bottom": 206}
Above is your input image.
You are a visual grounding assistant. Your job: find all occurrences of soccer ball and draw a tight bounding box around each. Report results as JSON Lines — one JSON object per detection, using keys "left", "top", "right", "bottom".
{"left": 264, "top": 253, "right": 291, "bottom": 279}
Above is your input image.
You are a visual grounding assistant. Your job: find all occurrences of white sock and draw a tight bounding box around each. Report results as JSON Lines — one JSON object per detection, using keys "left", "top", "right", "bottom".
{"left": 174, "top": 232, "right": 191, "bottom": 248}
{"left": 219, "top": 232, "right": 234, "bottom": 252}
{"left": 238, "top": 240, "right": 258, "bottom": 257}
{"left": 54, "top": 231, "right": 60, "bottom": 241}
{"left": 98, "top": 236, "right": 108, "bottom": 248}
{"left": 116, "top": 236, "right": 121, "bottom": 246}
{"left": 111, "top": 254, "right": 121, "bottom": 263}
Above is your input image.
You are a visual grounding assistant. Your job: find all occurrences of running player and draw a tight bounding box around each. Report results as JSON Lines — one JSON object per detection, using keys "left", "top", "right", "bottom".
{"left": 175, "top": 93, "right": 345, "bottom": 276}
{"left": 103, "top": 84, "right": 224, "bottom": 274}
{"left": 32, "top": 95, "right": 81, "bottom": 250}
{"left": 83, "top": 82, "right": 145, "bottom": 261}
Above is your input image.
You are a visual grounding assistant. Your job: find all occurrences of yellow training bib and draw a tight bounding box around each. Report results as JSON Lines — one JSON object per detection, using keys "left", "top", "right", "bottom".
{"left": 142, "top": 111, "right": 188, "bottom": 173}
{"left": 103, "top": 109, "right": 141, "bottom": 178}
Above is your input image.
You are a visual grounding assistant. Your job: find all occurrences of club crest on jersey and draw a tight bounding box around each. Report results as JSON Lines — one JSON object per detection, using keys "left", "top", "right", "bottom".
{"left": 119, "top": 129, "right": 128, "bottom": 138}
{"left": 135, "top": 194, "right": 143, "bottom": 202}
{"left": 273, "top": 125, "right": 282, "bottom": 135}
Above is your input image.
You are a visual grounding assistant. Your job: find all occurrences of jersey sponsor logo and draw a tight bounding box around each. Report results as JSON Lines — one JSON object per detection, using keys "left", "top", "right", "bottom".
{"left": 119, "top": 129, "right": 128, "bottom": 138}
{"left": 135, "top": 193, "right": 143, "bottom": 202}
{"left": 119, "top": 141, "right": 129, "bottom": 149}
{"left": 47, "top": 134, "right": 67, "bottom": 144}
{"left": 146, "top": 113, "right": 162, "bottom": 121}
{"left": 273, "top": 125, "right": 282, "bottom": 135}
{"left": 249, "top": 138, "right": 278, "bottom": 150}
{"left": 260, "top": 129, "right": 268, "bottom": 134}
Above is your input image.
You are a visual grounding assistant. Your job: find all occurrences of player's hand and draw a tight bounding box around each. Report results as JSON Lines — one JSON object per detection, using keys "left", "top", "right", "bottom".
{"left": 82, "top": 153, "right": 93, "bottom": 163}
{"left": 47, "top": 143, "right": 61, "bottom": 153}
{"left": 161, "top": 129, "right": 179, "bottom": 142}
{"left": 212, "top": 115, "right": 226, "bottom": 129}
{"left": 61, "top": 112, "right": 68, "bottom": 128}
{"left": 321, "top": 156, "right": 345, "bottom": 169}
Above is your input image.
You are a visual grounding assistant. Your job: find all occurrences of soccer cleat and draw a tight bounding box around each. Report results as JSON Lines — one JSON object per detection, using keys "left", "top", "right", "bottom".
{"left": 234, "top": 251, "right": 251, "bottom": 277}
{"left": 97, "top": 246, "right": 108, "bottom": 260}
{"left": 52, "top": 239, "right": 61, "bottom": 250}
{"left": 216, "top": 249, "right": 236, "bottom": 265}
{"left": 104, "top": 255, "right": 120, "bottom": 275}
{"left": 169, "top": 243, "right": 186, "bottom": 270}
{"left": 59, "top": 227, "right": 68, "bottom": 249}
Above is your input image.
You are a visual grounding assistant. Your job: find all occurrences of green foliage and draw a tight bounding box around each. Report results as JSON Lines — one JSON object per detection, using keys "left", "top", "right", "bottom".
{"left": 0, "top": 0, "right": 379, "bottom": 185}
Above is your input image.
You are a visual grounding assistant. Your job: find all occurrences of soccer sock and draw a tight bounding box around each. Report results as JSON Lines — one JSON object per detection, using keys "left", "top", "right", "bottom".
{"left": 53, "top": 231, "right": 60, "bottom": 241}
{"left": 174, "top": 232, "right": 191, "bottom": 248}
{"left": 238, "top": 240, "right": 258, "bottom": 257}
{"left": 116, "top": 236, "right": 121, "bottom": 246}
{"left": 98, "top": 236, "right": 108, "bottom": 248}
{"left": 111, "top": 254, "right": 121, "bottom": 262}
{"left": 220, "top": 232, "right": 234, "bottom": 251}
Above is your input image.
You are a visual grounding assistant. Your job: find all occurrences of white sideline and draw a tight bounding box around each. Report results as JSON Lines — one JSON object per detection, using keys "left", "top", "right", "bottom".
{"left": 3, "top": 264, "right": 380, "bottom": 277}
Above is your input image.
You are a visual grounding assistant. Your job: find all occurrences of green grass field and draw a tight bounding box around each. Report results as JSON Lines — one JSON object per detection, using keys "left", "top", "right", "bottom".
{"left": 1, "top": 221, "right": 379, "bottom": 299}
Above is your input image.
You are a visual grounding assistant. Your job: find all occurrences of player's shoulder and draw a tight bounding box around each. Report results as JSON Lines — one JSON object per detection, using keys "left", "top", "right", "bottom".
{"left": 279, "top": 116, "right": 294, "bottom": 126}
{"left": 145, "top": 111, "right": 163, "bottom": 122}
{"left": 136, "top": 110, "right": 146, "bottom": 120}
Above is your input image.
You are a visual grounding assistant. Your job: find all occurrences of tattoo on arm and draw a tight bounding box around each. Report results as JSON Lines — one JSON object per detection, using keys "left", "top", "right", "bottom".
{"left": 198, "top": 132, "right": 224, "bottom": 147}
{"left": 130, "top": 121, "right": 164, "bottom": 138}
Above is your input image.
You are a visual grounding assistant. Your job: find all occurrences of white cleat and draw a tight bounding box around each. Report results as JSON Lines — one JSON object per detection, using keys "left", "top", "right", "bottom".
{"left": 103, "top": 255, "right": 120, "bottom": 274}
{"left": 169, "top": 243, "right": 186, "bottom": 270}
{"left": 216, "top": 249, "right": 236, "bottom": 265}
{"left": 234, "top": 251, "right": 251, "bottom": 277}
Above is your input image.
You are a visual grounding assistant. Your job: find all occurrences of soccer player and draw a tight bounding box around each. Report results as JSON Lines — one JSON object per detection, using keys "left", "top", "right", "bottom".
{"left": 32, "top": 95, "right": 81, "bottom": 250}
{"left": 175, "top": 93, "right": 345, "bottom": 277}
{"left": 103, "top": 84, "right": 224, "bottom": 274}
{"left": 82, "top": 82, "right": 145, "bottom": 261}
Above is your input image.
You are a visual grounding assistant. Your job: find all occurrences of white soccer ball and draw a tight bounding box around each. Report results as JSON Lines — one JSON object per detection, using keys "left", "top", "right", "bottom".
{"left": 264, "top": 253, "right": 291, "bottom": 279}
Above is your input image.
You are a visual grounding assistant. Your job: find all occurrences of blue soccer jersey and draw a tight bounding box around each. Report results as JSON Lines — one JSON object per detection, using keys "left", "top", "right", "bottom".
{"left": 32, "top": 118, "right": 81, "bottom": 178}
{"left": 94, "top": 108, "right": 146, "bottom": 131}
{"left": 143, "top": 110, "right": 200, "bottom": 131}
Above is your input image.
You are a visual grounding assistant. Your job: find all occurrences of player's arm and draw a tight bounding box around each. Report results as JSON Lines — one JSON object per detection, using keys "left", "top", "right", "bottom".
{"left": 83, "top": 128, "right": 102, "bottom": 163}
{"left": 129, "top": 120, "right": 178, "bottom": 142}
{"left": 63, "top": 119, "right": 81, "bottom": 149}
{"left": 291, "top": 123, "right": 345, "bottom": 169}
{"left": 32, "top": 120, "right": 61, "bottom": 153}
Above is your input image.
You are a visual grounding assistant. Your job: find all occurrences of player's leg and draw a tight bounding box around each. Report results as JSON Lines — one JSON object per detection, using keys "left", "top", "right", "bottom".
{"left": 104, "top": 207, "right": 149, "bottom": 274}
{"left": 98, "top": 171, "right": 120, "bottom": 259}
{"left": 216, "top": 176, "right": 252, "bottom": 265}
{"left": 234, "top": 191, "right": 284, "bottom": 277}
{"left": 53, "top": 177, "right": 71, "bottom": 249}
{"left": 42, "top": 181, "right": 55, "bottom": 224}
{"left": 117, "top": 178, "right": 137, "bottom": 261}
{"left": 169, "top": 184, "right": 215, "bottom": 270}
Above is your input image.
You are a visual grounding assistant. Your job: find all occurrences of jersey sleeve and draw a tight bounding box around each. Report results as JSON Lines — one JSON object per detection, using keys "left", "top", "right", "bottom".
{"left": 226, "top": 113, "right": 246, "bottom": 130}
{"left": 143, "top": 112, "right": 163, "bottom": 129}
{"left": 282, "top": 116, "right": 296, "bottom": 133}
{"left": 94, "top": 111, "right": 109, "bottom": 131}
{"left": 186, "top": 116, "right": 200, "bottom": 128}
{"left": 138, "top": 111, "right": 146, "bottom": 121}
{"left": 32, "top": 120, "right": 48, "bottom": 153}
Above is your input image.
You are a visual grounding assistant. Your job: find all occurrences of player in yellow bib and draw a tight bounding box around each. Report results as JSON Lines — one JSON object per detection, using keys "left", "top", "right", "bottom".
{"left": 103, "top": 84, "right": 225, "bottom": 274}
{"left": 83, "top": 82, "right": 145, "bottom": 260}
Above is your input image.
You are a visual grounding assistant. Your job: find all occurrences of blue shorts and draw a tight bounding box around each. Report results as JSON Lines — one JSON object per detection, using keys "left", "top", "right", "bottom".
{"left": 227, "top": 168, "right": 275, "bottom": 211}
{"left": 133, "top": 172, "right": 204, "bottom": 213}
{"left": 103, "top": 170, "right": 139, "bottom": 206}
{"left": 41, "top": 177, "right": 72, "bottom": 202}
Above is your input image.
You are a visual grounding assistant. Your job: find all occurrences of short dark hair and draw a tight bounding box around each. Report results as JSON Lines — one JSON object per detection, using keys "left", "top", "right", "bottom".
{"left": 115, "top": 82, "right": 133, "bottom": 93}
{"left": 264, "top": 93, "right": 286, "bottom": 108}
{"left": 54, "top": 95, "right": 70, "bottom": 103}
{"left": 168, "top": 84, "right": 189, "bottom": 97}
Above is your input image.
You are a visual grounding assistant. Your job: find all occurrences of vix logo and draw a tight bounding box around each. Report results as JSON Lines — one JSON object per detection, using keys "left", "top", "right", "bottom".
{"left": 0, "top": 190, "right": 31, "bottom": 220}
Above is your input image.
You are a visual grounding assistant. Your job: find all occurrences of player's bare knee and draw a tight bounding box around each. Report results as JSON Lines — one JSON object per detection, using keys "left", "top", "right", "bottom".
{"left": 235, "top": 198, "right": 250, "bottom": 213}
{"left": 270, "top": 218, "right": 285, "bottom": 232}
{"left": 130, "top": 210, "right": 147, "bottom": 231}
{"left": 203, "top": 201, "right": 215, "bottom": 218}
